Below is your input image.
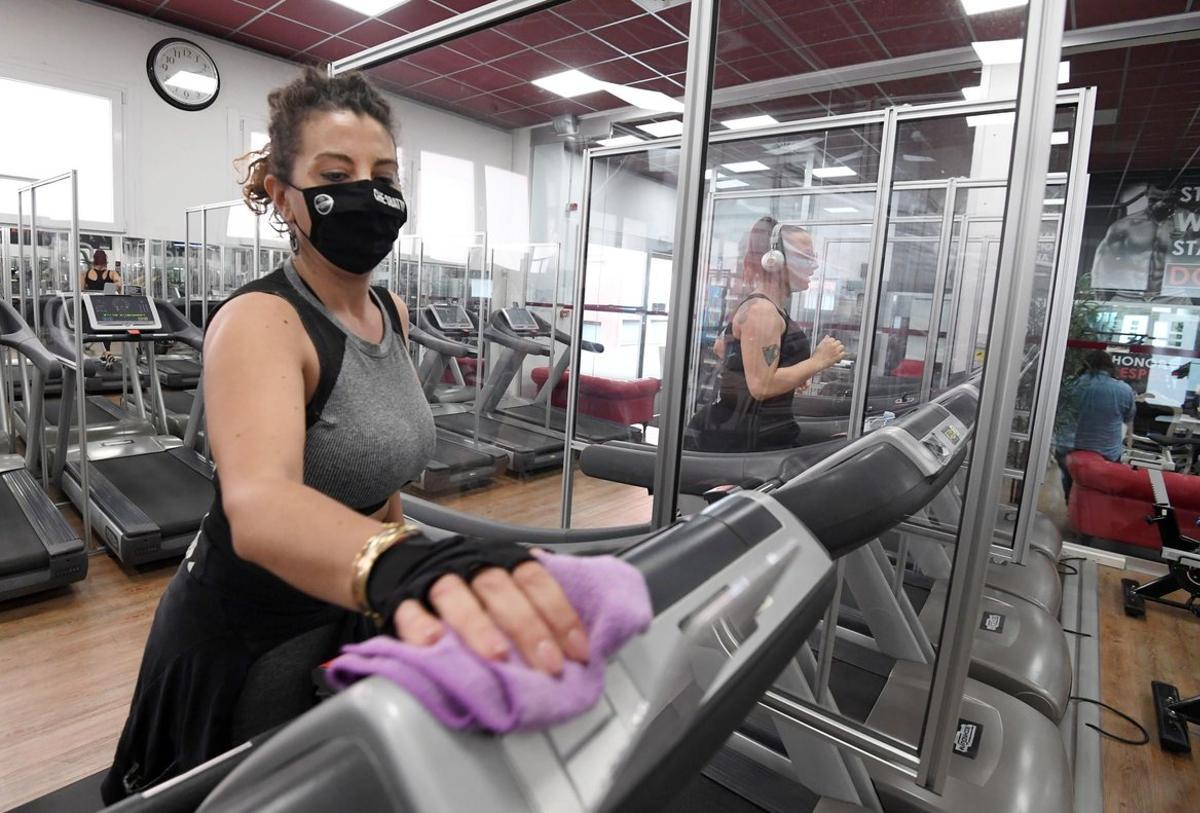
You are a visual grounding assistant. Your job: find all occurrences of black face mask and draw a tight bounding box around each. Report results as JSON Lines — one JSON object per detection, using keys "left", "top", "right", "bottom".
{"left": 290, "top": 179, "right": 408, "bottom": 274}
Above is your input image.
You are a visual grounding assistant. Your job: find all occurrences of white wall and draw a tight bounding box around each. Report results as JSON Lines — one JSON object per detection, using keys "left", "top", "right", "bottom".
{"left": 1, "top": 0, "right": 515, "bottom": 241}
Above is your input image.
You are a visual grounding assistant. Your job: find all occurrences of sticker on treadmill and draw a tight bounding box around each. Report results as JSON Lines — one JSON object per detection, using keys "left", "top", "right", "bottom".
{"left": 953, "top": 719, "right": 983, "bottom": 758}
{"left": 980, "top": 611, "right": 1006, "bottom": 633}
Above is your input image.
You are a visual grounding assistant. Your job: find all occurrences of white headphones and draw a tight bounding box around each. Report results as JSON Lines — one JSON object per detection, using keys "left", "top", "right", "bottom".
{"left": 760, "top": 222, "right": 786, "bottom": 274}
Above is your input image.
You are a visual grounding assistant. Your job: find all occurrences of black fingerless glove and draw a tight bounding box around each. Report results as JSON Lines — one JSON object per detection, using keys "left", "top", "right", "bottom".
{"left": 366, "top": 533, "right": 534, "bottom": 634}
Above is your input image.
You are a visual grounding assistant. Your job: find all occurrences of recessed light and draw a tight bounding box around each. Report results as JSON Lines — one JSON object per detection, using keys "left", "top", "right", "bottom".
{"left": 812, "top": 166, "right": 857, "bottom": 179}
{"left": 1058, "top": 60, "right": 1070, "bottom": 84}
{"left": 901, "top": 154, "right": 936, "bottom": 163}
{"left": 604, "top": 84, "right": 684, "bottom": 113}
{"left": 961, "top": 0, "right": 1027, "bottom": 14}
{"left": 1051, "top": 131, "right": 1069, "bottom": 145}
{"left": 532, "top": 69, "right": 606, "bottom": 98}
{"left": 972, "top": 38, "right": 1023, "bottom": 65}
{"left": 165, "top": 70, "right": 218, "bottom": 94}
{"left": 722, "top": 161, "right": 769, "bottom": 173}
{"left": 722, "top": 115, "right": 779, "bottom": 130}
{"left": 966, "top": 111, "right": 1015, "bottom": 128}
{"left": 824, "top": 206, "right": 858, "bottom": 214}
{"left": 765, "top": 137, "right": 820, "bottom": 155}
{"left": 961, "top": 85, "right": 986, "bottom": 102}
{"left": 716, "top": 179, "right": 749, "bottom": 189}
{"left": 637, "top": 120, "right": 684, "bottom": 138}
{"left": 328, "top": 0, "right": 412, "bottom": 15}
{"left": 1042, "top": 199, "right": 1064, "bottom": 206}
{"left": 598, "top": 135, "right": 644, "bottom": 148}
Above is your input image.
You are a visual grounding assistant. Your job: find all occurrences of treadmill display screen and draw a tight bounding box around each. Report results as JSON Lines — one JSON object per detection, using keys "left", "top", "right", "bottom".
{"left": 85, "top": 294, "right": 161, "bottom": 331}
{"left": 502, "top": 309, "right": 538, "bottom": 332}
{"left": 430, "top": 304, "right": 473, "bottom": 331}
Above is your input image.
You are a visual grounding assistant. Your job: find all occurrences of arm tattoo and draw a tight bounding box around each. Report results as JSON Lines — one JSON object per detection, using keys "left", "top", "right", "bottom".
{"left": 762, "top": 344, "right": 780, "bottom": 367}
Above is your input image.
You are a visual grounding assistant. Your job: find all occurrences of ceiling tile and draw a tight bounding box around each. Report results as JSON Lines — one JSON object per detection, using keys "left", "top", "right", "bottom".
{"left": 726, "top": 50, "right": 814, "bottom": 84}
{"left": 442, "top": 29, "right": 526, "bottom": 62}
{"left": 405, "top": 45, "right": 480, "bottom": 74}
{"left": 654, "top": 4, "right": 690, "bottom": 33}
{"left": 851, "top": 0, "right": 964, "bottom": 31}
{"left": 344, "top": 18, "right": 409, "bottom": 46}
{"left": 527, "top": 98, "right": 598, "bottom": 118}
{"left": 161, "top": 0, "right": 260, "bottom": 29}
{"left": 381, "top": 0, "right": 455, "bottom": 30}
{"left": 494, "top": 10, "right": 581, "bottom": 46}
{"left": 302, "top": 36, "right": 362, "bottom": 62}
{"left": 589, "top": 57, "right": 658, "bottom": 85}
{"left": 629, "top": 74, "right": 685, "bottom": 95}
{"left": 437, "top": 0, "right": 497, "bottom": 11}
{"left": 553, "top": 0, "right": 642, "bottom": 29}
{"left": 407, "top": 75, "right": 483, "bottom": 103}
{"left": 453, "top": 92, "right": 525, "bottom": 116}
{"left": 862, "top": 23, "right": 958, "bottom": 60}
{"left": 777, "top": 5, "right": 869, "bottom": 44}
{"left": 489, "top": 48, "right": 568, "bottom": 81}
{"left": 234, "top": 0, "right": 277, "bottom": 7}
{"left": 155, "top": 8, "right": 239, "bottom": 38}
{"left": 491, "top": 81, "right": 560, "bottom": 107}
{"left": 634, "top": 41, "right": 688, "bottom": 74}
{"left": 96, "top": 0, "right": 159, "bottom": 10}
{"left": 493, "top": 108, "right": 547, "bottom": 128}
{"left": 241, "top": 13, "right": 328, "bottom": 52}
{"left": 227, "top": 30, "right": 298, "bottom": 59}
{"left": 969, "top": 8, "right": 1026, "bottom": 40}
{"left": 537, "top": 33, "right": 623, "bottom": 68}
{"left": 449, "top": 64, "right": 524, "bottom": 92}
{"left": 712, "top": 60, "right": 748, "bottom": 89}
{"left": 1074, "top": 0, "right": 1190, "bottom": 28}
{"left": 593, "top": 13, "right": 684, "bottom": 54}
{"left": 368, "top": 59, "right": 439, "bottom": 87}
{"left": 273, "top": 0, "right": 367, "bottom": 34}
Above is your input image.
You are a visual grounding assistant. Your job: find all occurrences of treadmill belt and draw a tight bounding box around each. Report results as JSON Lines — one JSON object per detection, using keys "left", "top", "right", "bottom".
{"left": 437, "top": 412, "right": 560, "bottom": 453}
{"left": 0, "top": 475, "right": 50, "bottom": 576}
{"left": 91, "top": 453, "right": 214, "bottom": 536}
{"left": 161, "top": 389, "right": 196, "bottom": 415}
{"left": 432, "top": 436, "right": 492, "bottom": 468}
{"left": 22, "top": 398, "right": 117, "bottom": 427}
{"left": 502, "top": 403, "right": 632, "bottom": 441}
{"left": 827, "top": 659, "right": 888, "bottom": 724}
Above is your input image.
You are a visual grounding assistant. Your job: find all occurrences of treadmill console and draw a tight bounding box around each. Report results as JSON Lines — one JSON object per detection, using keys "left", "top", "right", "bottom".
{"left": 500, "top": 307, "right": 539, "bottom": 334}
{"left": 915, "top": 414, "right": 970, "bottom": 467}
{"left": 428, "top": 304, "right": 474, "bottom": 333}
{"left": 83, "top": 293, "right": 162, "bottom": 332}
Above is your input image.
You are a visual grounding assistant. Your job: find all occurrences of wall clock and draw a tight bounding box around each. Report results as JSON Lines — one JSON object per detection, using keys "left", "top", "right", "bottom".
{"left": 147, "top": 38, "right": 220, "bottom": 111}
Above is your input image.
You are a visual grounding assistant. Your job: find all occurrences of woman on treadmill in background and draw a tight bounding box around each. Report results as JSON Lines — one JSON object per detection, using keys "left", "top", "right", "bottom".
{"left": 102, "top": 68, "right": 589, "bottom": 802}
{"left": 81, "top": 249, "right": 121, "bottom": 367}
{"left": 689, "top": 216, "right": 846, "bottom": 452}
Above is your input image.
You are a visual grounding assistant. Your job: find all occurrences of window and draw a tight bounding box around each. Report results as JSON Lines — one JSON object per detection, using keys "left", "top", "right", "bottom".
{"left": 485, "top": 165, "right": 529, "bottom": 246}
{"left": 582, "top": 320, "right": 602, "bottom": 343}
{"left": 418, "top": 151, "right": 475, "bottom": 262}
{"left": 0, "top": 75, "right": 119, "bottom": 226}
{"left": 620, "top": 318, "right": 641, "bottom": 346}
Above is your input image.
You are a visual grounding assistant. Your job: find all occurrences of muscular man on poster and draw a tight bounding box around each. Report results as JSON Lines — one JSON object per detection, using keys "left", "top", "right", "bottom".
{"left": 1090, "top": 184, "right": 1176, "bottom": 293}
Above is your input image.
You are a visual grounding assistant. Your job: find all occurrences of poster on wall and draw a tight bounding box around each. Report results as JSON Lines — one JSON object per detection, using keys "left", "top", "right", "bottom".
{"left": 1085, "top": 177, "right": 1200, "bottom": 294}
{"left": 1108, "top": 347, "right": 1153, "bottom": 394}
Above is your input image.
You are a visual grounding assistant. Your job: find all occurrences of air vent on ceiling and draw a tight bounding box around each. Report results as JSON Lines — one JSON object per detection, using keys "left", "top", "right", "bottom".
{"left": 632, "top": 0, "right": 690, "bottom": 12}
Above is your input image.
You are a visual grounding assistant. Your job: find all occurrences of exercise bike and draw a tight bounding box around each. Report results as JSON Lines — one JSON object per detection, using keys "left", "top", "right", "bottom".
{"left": 1120, "top": 467, "right": 1200, "bottom": 752}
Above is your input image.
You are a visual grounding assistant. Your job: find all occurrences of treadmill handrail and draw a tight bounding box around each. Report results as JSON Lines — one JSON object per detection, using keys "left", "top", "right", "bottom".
{"left": 403, "top": 493, "right": 651, "bottom": 549}
{"left": 530, "top": 310, "right": 603, "bottom": 354}
{"left": 483, "top": 310, "right": 550, "bottom": 357}
{"left": 0, "top": 298, "right": 59, "bottom": 376}
{"left": 408, "top": 324, "right": 473, "bottom": 359}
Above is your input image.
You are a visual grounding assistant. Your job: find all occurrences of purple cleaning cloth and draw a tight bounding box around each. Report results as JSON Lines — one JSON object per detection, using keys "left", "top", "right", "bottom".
{"left": 325, "top": 553, "right": 652, "bottom": 733}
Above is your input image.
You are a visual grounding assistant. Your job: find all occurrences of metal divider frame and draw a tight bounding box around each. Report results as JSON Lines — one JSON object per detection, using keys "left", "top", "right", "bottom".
{"left": 1008, "top": 86, "right": 1097, "bottom": 563}
{"left": 21, "top": 172, "right": 89, "bottom": 550}
{"left": 916, "top": 0, "right": 1068, "bottom": 793}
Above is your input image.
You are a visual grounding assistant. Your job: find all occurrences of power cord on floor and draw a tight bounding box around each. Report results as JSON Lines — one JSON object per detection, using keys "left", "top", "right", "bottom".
{"left": 1061, "top": 627, "right": 1092, "bottom": 637}
{"left": 1057, "top": 556, "right": 1086, "bottom": 577}
{"left": 1069, "top": 696, "right": 1150, "bottom": 746}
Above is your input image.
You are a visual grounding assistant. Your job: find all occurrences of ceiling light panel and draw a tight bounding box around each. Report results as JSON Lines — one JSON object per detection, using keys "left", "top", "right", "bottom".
{"left": 722, "top": 115, "right": 779, "bottom": 130}
{"left": 328, "top": 0, "right": 411, "bottom": 15}
{"left": 811, "top": 166, "right": 857, "bottom": 179}
{"left": 599, "top": 135, "right": 644, "bottom": 148}
{"left": 1051, "top": 131, "right": 1069, "bottom": 145}
{"left": 961, "top": 0, "right": 1027, "bottom": 14}
{"left": 722, "top": 161, "right": 769, "bottom": 173}
{"left": 532, "top": 69, "right": 606, "bottom": 98}
{"left": 716, "top": 179, "right": 749, "bottom": 189}
{"left": 637, "top": 120, "right": 684, "bottom": 138}
{"left": 824, "top": 206, "right": 858, "bottom": 214}
{"left": 972, "top": 38, "right": 1023, "bottom": 65}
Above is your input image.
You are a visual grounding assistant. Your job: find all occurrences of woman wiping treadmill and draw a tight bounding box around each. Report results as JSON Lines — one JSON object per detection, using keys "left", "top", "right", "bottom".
{"left": 102, "top": 68, "right": 589, "bottom": 802}
{"left": 689, "top": 216, "right": 846, "bottom": 452}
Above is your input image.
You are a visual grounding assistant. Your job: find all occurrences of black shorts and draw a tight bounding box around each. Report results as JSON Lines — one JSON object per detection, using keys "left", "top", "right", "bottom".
{"left": 101, "top": 532, "right": 373, "bottom": 803}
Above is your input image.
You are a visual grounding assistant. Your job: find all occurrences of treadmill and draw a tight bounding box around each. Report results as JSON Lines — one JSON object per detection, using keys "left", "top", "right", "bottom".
{"left": 48, "top": 293, "right": 216, "bottom": 566}
{"left": 155, "top": 356, "right": 202, "bottom": 389}
{"left": 476, "top": 306, "right": 641, "bottom": 444}
{"left": 102, "top": 446, "right": 844, "bottom": 813}
{"left": 429, "top": 306, "right": 567, "bottom": 474}
{"left": 0, "top": 298, "right": 86, "bottom": 601}
{"left": 404, "top": 319, "right": 508, "bottom": 494}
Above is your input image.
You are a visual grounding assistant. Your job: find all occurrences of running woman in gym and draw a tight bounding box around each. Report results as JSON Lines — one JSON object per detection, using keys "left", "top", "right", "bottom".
{"left": 689, "top": 216, "right": 846, "bottom": 452}
{"left": 81, "top": 248, "right": 120, "bottom": 366}
{"left": 102, "top": 68, "right": 589, "bottom": 802}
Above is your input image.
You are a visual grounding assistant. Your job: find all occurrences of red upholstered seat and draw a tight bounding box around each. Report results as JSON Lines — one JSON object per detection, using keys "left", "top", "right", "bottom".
{"left": 441, "top": 356, "right": 482, "bottom": 387}
{"left": 892, "top": 359, "right": 924, "bottom": 378}
{"left": 530, "top": 367, "right": 660, "bottom": 425}
{"left": 1066, "top": 450, "right": 1200, "bottom": 552}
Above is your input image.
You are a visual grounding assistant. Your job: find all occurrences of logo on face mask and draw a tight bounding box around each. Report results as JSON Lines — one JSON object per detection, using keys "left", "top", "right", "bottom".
{"left": 314, "top": 194, "right": 334, "bottom": 216}
{"left": 373, "top": 188, "right": 404, "bottom": 210}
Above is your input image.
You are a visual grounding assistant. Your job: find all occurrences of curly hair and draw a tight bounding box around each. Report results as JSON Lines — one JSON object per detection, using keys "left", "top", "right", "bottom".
{"left": 235, "top": 67, "right": 395, "bottom": 232}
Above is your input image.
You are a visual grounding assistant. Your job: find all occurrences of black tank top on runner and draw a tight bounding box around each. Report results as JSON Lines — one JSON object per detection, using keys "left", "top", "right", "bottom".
{"left": 688, "top": 293, "right": 811, "bottom": 453}
{"left": 84, "top": 267, "right": 118, "bottom": 290}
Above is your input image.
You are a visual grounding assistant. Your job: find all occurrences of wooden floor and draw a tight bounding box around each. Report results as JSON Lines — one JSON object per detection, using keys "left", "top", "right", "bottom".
{"left": 1, "top": 474, "right": 1197, "bottom": 811}
{"left": 1097, "top": 564, "right": 1200, "bottom": 813}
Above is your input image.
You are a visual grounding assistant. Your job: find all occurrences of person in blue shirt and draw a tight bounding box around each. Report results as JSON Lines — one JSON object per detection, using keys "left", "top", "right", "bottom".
{"left": 1055, "top": 349, "right": 1137, "bottom": 498}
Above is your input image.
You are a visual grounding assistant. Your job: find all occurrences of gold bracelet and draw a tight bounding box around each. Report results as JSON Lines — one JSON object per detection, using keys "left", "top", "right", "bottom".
{"left": 351, "top": 521, "right": 422, "bottom": 623}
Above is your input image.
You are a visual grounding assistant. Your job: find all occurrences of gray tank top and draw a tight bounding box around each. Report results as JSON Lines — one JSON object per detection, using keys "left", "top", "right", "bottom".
{"left": 284, "top": 261, "right": 436, "bottom": 508}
